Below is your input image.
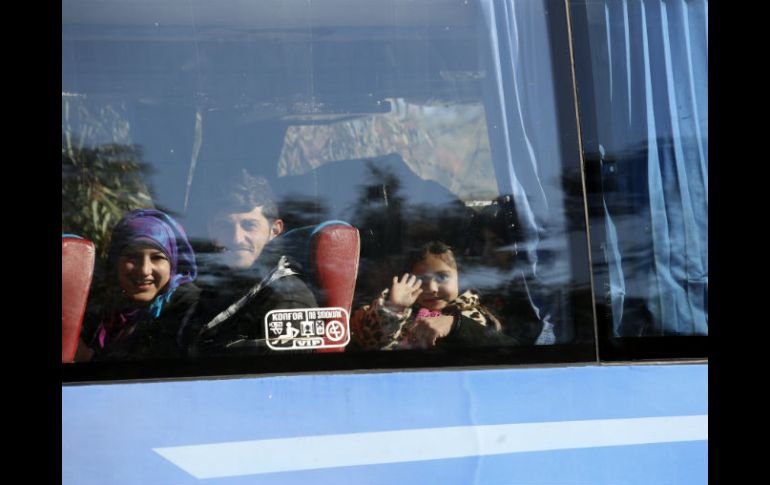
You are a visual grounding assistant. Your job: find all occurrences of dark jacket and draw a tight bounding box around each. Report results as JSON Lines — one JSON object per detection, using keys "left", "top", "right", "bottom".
{"left": 189, "top": 246, "right": 318, "bottom": 357}
{"left": 483, "top": 273, "right": 547, "bottom": 345}
{"left": 437, "top": 312, "right": 522, "bottom": 349}
{"left": 85, "top": 282, "right": 201, "bottom": 361}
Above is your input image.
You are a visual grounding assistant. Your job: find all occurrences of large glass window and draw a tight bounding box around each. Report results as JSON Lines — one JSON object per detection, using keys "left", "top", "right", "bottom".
{"left": 68, "top": 0, "right": 708, "bottom": 375}
{"left": 569, "top": 0, "right": 708, "bottom": 340}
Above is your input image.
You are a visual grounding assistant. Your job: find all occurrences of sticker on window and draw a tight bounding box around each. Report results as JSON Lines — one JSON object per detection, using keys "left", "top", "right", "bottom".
{"left": 265, "top": 307, "right": 350, "bottom": 350}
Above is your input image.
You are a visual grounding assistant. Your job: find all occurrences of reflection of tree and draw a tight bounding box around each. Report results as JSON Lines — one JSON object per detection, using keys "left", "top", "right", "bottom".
{"left": 351, "top": 163, "right": 406, "bottom": 261}
{"left": 343, "top": 161, "right": 472, "bottom": 307}
{"left": 62, "top": 97, "right": 155, "bottom": 263}
{"left": 62, "top": 141, "right": 154, "bottom": 261}
{"left": 278, "top": 198, "right": 331, "bottom": 232}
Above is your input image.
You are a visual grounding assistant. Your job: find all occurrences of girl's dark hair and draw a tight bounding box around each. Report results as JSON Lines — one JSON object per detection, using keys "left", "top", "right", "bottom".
{"left": 404, "top": 241, "right": 457, "bottom": 272}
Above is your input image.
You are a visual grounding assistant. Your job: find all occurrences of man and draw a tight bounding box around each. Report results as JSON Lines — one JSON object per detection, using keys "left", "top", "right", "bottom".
{"left": 187, "top": 169, "right": 318, "bottom": 356}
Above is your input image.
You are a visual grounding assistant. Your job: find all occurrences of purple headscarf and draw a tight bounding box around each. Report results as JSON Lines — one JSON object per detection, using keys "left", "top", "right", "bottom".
{"left": 106, "top": 208, "right": 197, "bottom": 295}
{"left": 96, "top": 209, "right": 197, "bottom": 349}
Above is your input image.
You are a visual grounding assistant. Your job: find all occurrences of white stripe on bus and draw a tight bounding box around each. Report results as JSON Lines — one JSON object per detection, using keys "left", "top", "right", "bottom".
{"left": 154, "top": 414, "right": 707, "bottom": 479}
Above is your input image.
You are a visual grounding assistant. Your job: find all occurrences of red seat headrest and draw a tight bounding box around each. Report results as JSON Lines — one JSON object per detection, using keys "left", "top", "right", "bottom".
{"left": 62, "top": 237, "right": 95, "bottom": 363}
{"left": 310, "top": 224, "right": 360, "bottom": 314}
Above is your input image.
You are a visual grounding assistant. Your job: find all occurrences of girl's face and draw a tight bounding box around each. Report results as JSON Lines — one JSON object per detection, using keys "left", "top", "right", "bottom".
{"left": 412, "top": 254, "right": 459, "bottom": 311}
{"left": 117, "top": 244, "right": 171, "bottom": 305}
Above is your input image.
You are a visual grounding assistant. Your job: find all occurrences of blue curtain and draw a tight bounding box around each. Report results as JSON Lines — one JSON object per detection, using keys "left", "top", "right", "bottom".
{"left": 477, "top": 0, "right": 550, "bottom": 257}
{"left": 477, "top": 0, "right": 567, "bottom": 344}
{"left": 586, "top": 0, "right": 708, "bottom": 336}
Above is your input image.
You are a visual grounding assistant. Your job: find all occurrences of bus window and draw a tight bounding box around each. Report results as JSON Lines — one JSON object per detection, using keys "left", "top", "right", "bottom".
{"left": 63, "top": 0, "right": 595, "bottom": 374}
{"left": 568, "top": 0, "right": 708, "bottom": 349}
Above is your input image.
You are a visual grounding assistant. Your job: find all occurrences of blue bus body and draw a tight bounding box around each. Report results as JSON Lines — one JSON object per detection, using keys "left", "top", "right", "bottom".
{"left": 63, "top": 363, "right": 707, "bottom": 484}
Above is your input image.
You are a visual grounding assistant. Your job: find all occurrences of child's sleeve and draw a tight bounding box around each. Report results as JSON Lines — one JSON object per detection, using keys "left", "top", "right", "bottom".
{"left": 350, "top": 289, "right": 412, "bottom": 350}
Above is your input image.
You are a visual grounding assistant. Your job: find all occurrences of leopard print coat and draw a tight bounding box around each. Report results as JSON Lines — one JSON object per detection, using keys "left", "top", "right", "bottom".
{"left": 350, "top": 288, "right": 503, "bottom": 351}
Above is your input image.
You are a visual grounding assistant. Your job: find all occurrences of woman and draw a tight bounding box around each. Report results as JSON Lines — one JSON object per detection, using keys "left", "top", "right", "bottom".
{"left": 81, "top": 209, "right": 199, "bottom": 361}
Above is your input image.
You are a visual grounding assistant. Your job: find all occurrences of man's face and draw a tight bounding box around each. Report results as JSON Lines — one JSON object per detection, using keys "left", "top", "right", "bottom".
{"left": 207, "top": 206, "right": 283, "bottom": 269}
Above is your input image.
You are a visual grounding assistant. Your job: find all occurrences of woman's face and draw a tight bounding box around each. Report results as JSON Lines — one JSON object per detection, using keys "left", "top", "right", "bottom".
{"left": 117, "top": 244, "right": 171, "bottom": 304}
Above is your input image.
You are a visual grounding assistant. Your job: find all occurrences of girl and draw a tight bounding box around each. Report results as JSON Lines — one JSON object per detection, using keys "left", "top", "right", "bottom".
{"left": 351, "top": 241, "right": 520, "bottom": 350}
{"left": 81, "top": 209, "right": 200, "bottom": 361}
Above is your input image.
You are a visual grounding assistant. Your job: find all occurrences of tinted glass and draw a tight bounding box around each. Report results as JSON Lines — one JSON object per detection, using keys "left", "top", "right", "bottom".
{"left": 62, "top": 0, "right": 595, "bottom": 368}
{"left": 569, "top": 0, "right": 708, "bottom": 339}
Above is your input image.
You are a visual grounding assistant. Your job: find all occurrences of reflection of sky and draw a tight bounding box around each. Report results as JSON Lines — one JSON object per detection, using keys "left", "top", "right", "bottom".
{"left": 461, "top": 261, "right": 575, "bottom": 292}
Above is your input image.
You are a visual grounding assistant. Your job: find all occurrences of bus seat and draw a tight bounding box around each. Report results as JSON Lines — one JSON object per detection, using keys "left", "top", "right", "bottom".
{"left": 279, "top": 221, "right": 360, "bottom": 352}
{"left": 62, "top": 235, "right": 95, "bottom": 363}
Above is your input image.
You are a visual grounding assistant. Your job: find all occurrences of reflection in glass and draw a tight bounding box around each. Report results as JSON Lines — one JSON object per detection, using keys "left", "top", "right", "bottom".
{"left": 62, "top": 0, "right": 593, "bottom": 361}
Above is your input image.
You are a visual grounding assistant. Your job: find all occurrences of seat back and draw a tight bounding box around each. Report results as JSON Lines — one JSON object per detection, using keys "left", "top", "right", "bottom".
{"left": 62, "top": 236, "right": 95, "bottom": 363}
{"left": 281, "top": 221, "right": 361, "bottom": 311}
{"left": 311, "top": 223, "right": 360, "bottom": 312}
{"left": 279, "top": 221, "right": 360, "bottom": 351}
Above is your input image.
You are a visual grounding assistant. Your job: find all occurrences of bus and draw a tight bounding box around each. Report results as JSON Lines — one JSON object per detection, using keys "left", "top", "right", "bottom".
{"left": 62, "top": 0, "right": 708, "bottom": 483}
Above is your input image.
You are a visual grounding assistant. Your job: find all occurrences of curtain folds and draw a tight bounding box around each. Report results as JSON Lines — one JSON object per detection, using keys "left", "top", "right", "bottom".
{"left": 590, "top": 0, "right": 708, "bottom": 336}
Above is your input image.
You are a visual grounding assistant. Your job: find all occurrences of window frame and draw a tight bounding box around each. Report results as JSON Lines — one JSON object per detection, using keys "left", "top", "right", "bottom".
{"left": 566, "top": 0, "right": 708, "bottom": 362}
